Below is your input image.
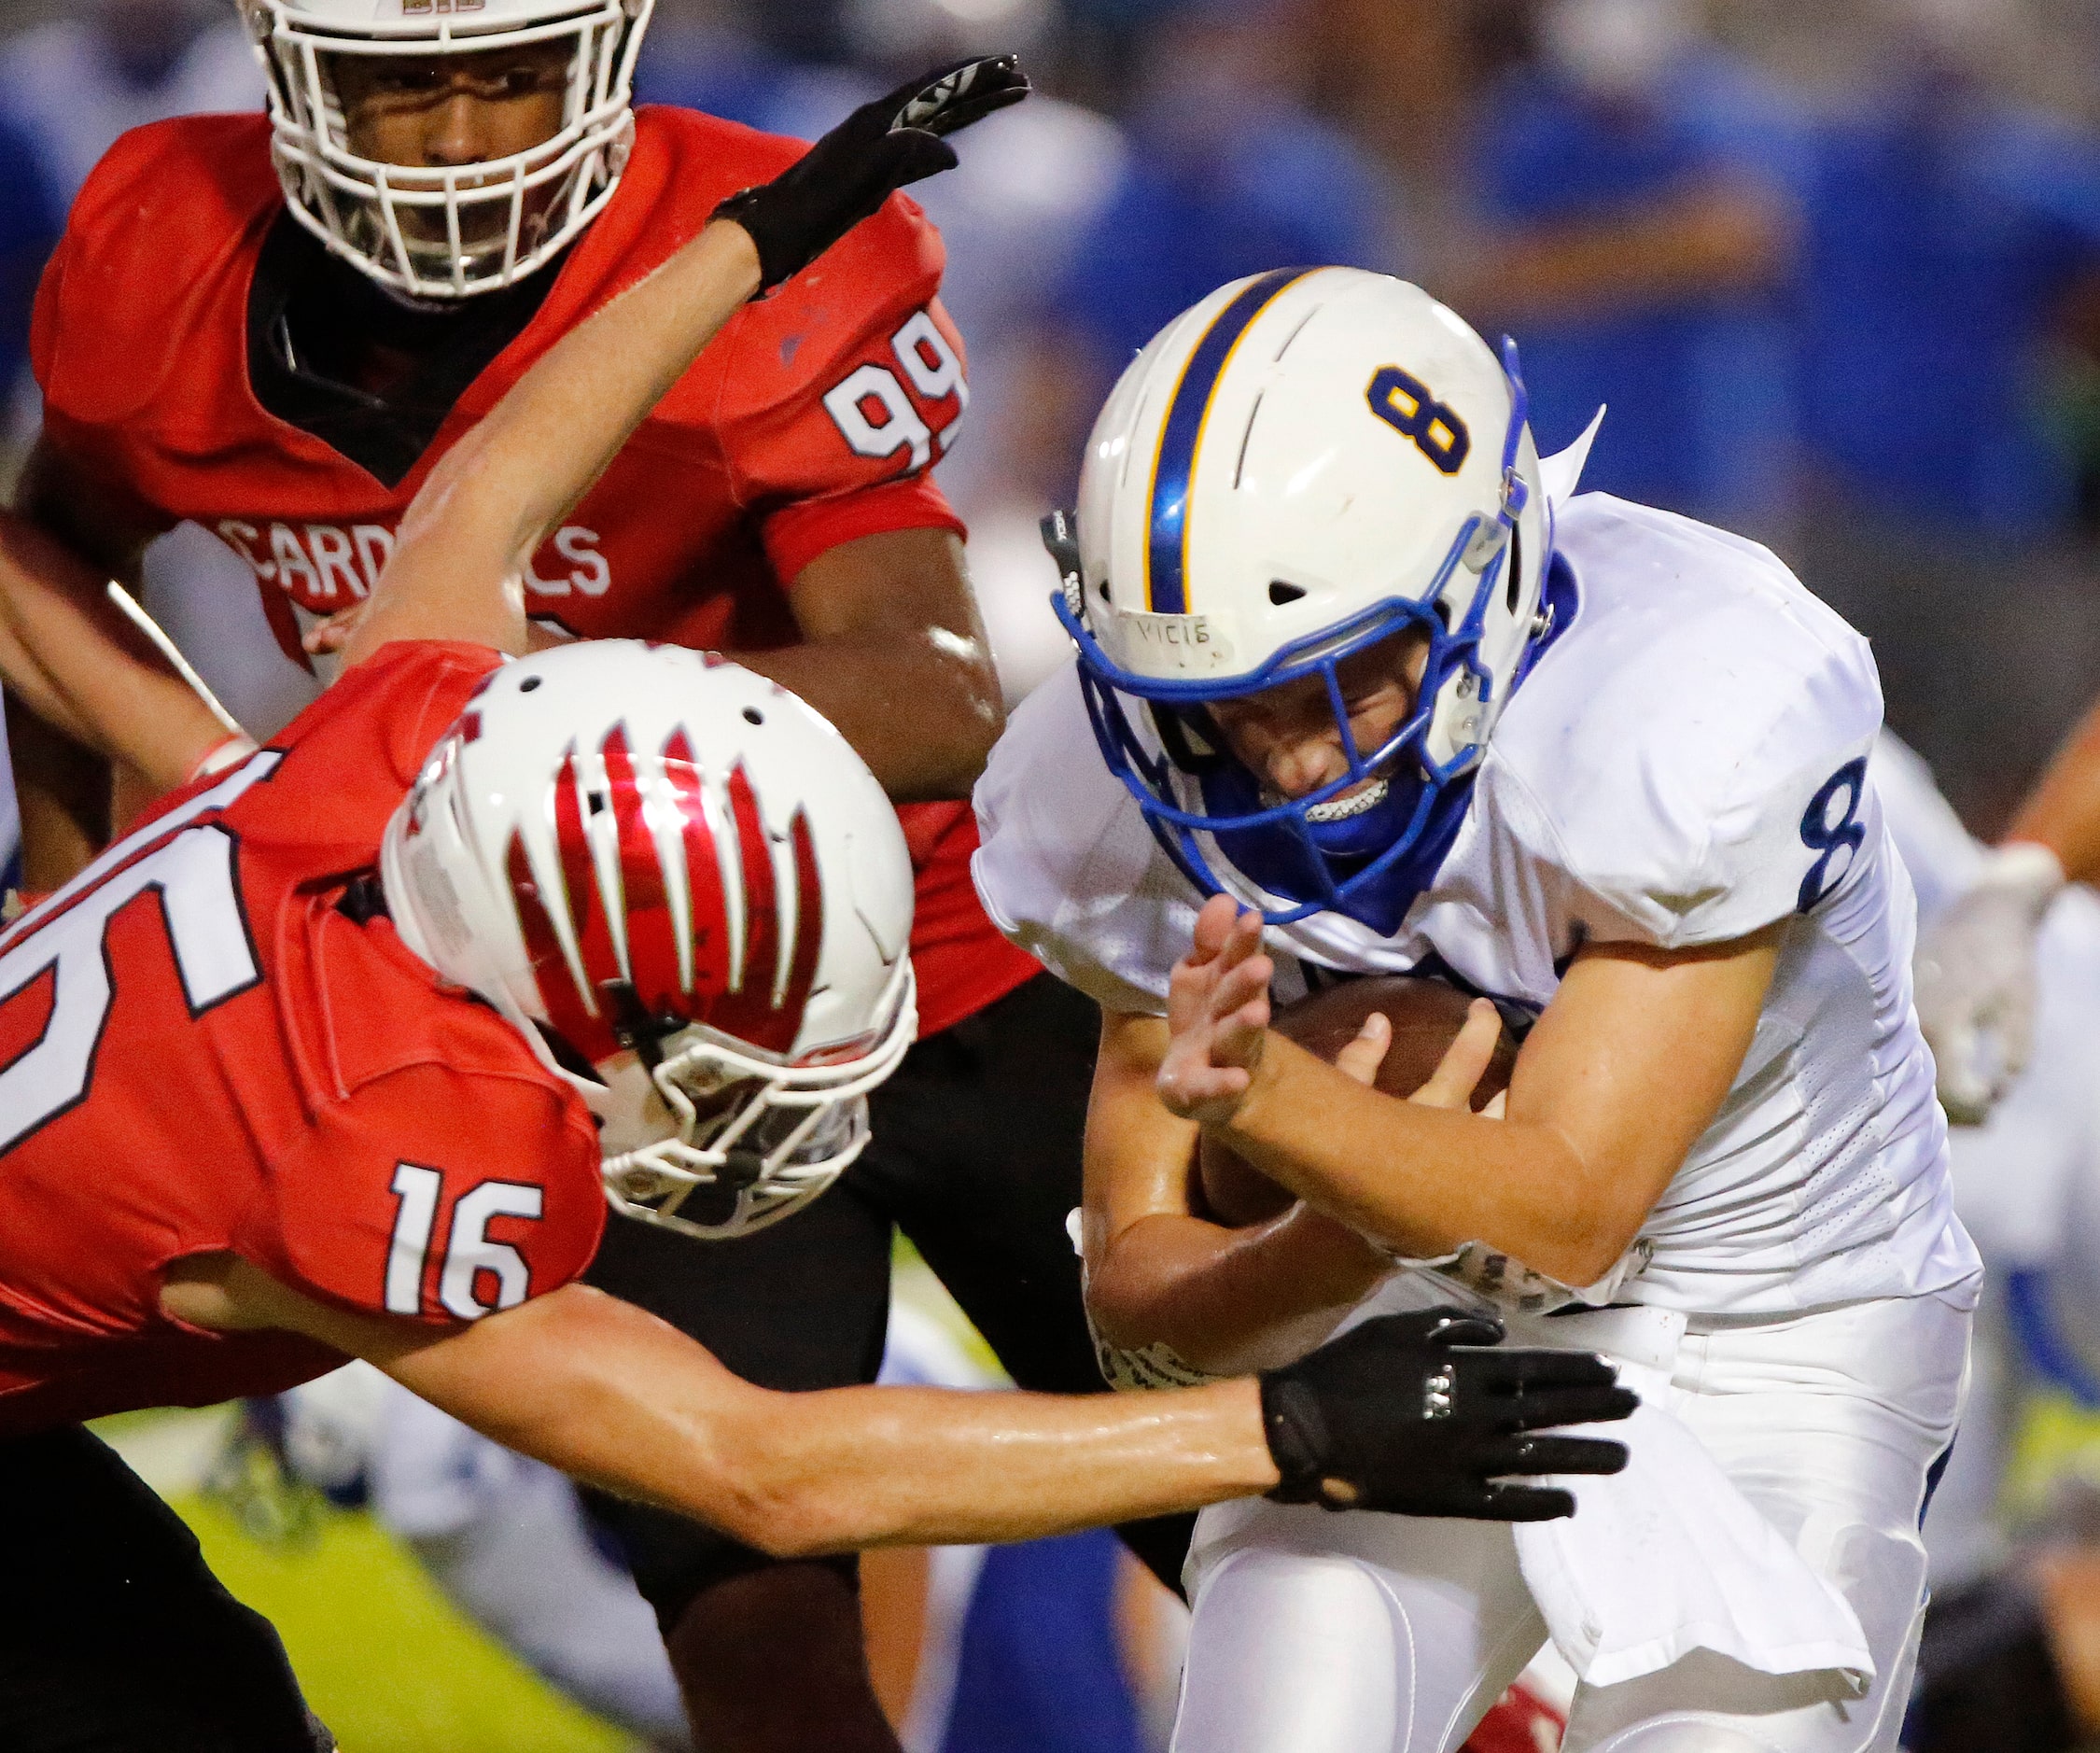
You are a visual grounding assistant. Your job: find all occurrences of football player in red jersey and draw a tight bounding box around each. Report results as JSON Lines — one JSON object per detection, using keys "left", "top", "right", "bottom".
{"left": 4, "top": 3, "right": 1151, "bottom": 1741}
{"left": 0, "top": 69, "right": 1635, "bottom": 1753}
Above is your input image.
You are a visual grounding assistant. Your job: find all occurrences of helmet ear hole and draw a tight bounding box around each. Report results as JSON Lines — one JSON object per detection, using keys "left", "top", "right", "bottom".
{"left": 1268, "top": 580, "right": 1307, "bottom": 606}
{"left": 1505, "top": 526, "right": 1525, "bottom": 616}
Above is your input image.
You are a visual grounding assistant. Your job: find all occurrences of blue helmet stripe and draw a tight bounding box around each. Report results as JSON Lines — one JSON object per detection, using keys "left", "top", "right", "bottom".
{"left": 1145, "top": 268, "right": 1313, "bottom": 614}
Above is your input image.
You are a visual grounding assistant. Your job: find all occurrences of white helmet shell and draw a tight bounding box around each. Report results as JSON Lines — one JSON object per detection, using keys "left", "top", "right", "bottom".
{"left": 1072, "top": 267, "right": 1549, "bottom": 777}
{"left": 243, "top": 0, "right": 653, "bottom": 301}
{"left": 380, "top": 643, "right": 917, "bottom": 1239}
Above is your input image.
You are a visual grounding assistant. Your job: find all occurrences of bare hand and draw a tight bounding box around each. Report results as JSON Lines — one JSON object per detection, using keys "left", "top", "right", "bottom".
{"left": 1157, "top": 895, "right": 1272, "bottom": 1126}
{"left": 1408, "top": 998, "right": 1504, "bottom": 1112}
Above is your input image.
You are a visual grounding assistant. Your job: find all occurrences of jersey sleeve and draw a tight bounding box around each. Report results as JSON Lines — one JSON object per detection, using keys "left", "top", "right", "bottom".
{"left": 243, "top": 1059, "right": 605, "bottom": 1326}
{"left": 32, "top": 115, "right": 276, "bottom": 526}
{"left": 1496, "top": 506, "right": 1884, "bottom": 951}
{"left": 972, "top": 662, "right": 1197, "bottom": 1014}
{"left": 708, "top": 193, "right": 968, "bottom": 582}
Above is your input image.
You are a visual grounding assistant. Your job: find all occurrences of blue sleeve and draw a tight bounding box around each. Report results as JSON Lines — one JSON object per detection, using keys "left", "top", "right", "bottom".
{"left": 1983, "top": 113, "right": 2100, "bottom": 253}
{"left": 1477, "top": 73, "right": 1577, "bottom": 222}
{"left": 0, "top": 117, "right": 58, "bottom": 390}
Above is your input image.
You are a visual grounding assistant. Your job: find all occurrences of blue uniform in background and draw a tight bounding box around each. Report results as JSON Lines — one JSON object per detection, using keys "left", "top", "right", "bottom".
{"left": 940, "top": 1532, "right": 1147, "bottom": 1753}
{"left": 1477, "top": 54, "right": 1801, "bottom": 525}
{"left": 1799, "top": 89, "right": 2100, "bottom": 534}
{"left": 0, "top": 110, "right": 59, "bottom": 893}
{"left": 0, "top": 110, "right": 55, "bottom": 396}
{"left": 1051, "top": 107, "right": 1389, "bottom": 379}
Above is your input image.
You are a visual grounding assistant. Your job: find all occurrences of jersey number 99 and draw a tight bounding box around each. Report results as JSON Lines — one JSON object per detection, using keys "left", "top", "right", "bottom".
{"left": 823, "top": 310, "right": 969, "bottom": 474}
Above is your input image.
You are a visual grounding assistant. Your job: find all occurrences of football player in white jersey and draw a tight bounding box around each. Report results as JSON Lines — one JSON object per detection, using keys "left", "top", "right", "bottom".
{"left": 971, "top": 267, "right": 1981, "bottom": 1751}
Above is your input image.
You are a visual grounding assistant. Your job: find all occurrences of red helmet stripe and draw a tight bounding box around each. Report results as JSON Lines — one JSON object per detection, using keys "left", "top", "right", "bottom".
{"left": 663, "top": 730, "right": 731, "bottom": 1006}
{"left": 553, "top": 742, "right": 623, "bottom": 1008}
{"left": 601, "top": 725, "right": 682, "bottom": 1018}
{"left": 715, "top": 761, "right": 787, "bottom": 1050}
{"left": 778, "top": 806, "right": 825, "bottom": 1038}
{"left": 506, "top": 825, "right": 619, "bottom": 1061}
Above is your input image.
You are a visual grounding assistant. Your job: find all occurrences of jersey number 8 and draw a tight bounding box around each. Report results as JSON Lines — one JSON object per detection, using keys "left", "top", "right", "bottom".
{"left": 1798, "top": 758, "right": 1869, "bottom": 913}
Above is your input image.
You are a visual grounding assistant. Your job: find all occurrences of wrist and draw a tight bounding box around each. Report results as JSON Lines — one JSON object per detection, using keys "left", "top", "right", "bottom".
{"left": 1215, "top": 1026, "right": 1281, "bottom": 1135}
{"left": 1255, "top": 1371, "right": 1342, "bottom": 1505}
{"left": 1208, "top": 1376, "right": 1284, "bottom": 1495}
{"left": 707, "top": 217, "right": 763, "bottom": 301}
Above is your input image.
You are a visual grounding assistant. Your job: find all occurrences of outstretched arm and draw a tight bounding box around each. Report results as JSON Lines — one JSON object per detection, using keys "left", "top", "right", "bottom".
{"left": 173, "top": 1259, "right": 1271, "bottom": 1555}
{"left": 160, "top": 1250, "right": 1636, "bottom": 1544}
{"left": 1912, "top": 711, "right": 2093, "bottom": 1123}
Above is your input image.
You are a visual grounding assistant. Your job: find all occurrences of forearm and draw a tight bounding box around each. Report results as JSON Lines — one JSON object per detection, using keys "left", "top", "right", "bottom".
{"left": 1222, "top": 1036, "right": 1614, "bottom": 1284}
{"left": 735, "top": 623, "right": 999, "bottom": 800}
{"left": 380, "top": 1284, "right": 1274, "bottom": 1556}
{"left": 0, "top": 511, "right": 229, "bottom": 786}
{"left": 1463, "top": 186, "right": 1785, "bottom": 323}
{"left": 2008, "top": 697, "right": 2100, "bottom": 883}
{"left": 1091, "top": 1206, "right": 1391, "bottom": 1377}
{"left": 346, "top": 223, "right": 763, "bottom": 662}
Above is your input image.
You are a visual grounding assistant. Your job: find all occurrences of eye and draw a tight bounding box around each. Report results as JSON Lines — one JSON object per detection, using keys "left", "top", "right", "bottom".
{"left": 374, "top": 65, "right": 444, "bottom": 95}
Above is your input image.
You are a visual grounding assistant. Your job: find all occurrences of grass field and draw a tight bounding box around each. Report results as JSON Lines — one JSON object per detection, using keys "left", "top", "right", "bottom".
{"left": 177, "top": 1488, "right": 641, "bottom": 1753}
{"left": 91, "top": 1254, "right": 991, "bottom": 1752}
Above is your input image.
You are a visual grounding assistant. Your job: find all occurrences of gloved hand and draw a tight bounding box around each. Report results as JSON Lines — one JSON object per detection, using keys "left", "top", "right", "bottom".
{"left": 1258, "top": 1309, "right": 1634, "bottom": 1520}
{"left": 1913, "top": 841, "right": 2065, "bottom": 1124}
{"left": 713, "top": 55, "right": 1030, "bottom": 293}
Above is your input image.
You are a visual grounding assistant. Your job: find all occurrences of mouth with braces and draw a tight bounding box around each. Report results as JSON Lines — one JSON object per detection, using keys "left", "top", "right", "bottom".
{"left": 1300, "top": 778, "right": 1392, "bottom": 822}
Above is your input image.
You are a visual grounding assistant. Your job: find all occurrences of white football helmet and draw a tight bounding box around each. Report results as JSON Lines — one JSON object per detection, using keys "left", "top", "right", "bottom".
{"left": 381, "top": 643, "right": 917, "bottom": 1240}
{"left": 1050, "top": 267, "right": 1555, "bottom": 933}
{"left": 244, "top": 0, "right": 653, "bottom": 301}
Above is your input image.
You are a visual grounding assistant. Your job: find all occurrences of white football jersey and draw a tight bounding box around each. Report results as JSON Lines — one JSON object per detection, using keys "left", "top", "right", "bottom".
{"left": 975, "top": 494, "right": 1981, "bottom": 1318}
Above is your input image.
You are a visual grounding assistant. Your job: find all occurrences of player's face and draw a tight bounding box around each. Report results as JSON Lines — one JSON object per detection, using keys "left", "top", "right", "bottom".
{"left": 1208, "top": 629, "right": 1432, "bottom": 803}
{"left": 331, "top": 42, "right": 573, "bottom": 242}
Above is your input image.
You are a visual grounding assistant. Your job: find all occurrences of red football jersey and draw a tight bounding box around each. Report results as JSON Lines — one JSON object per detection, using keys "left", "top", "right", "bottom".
{"left": 0, "top": 643, "right": 604, "bottom": 1437}
{"left": 32, "top": 107, "right": 1038, "bottom": 1035}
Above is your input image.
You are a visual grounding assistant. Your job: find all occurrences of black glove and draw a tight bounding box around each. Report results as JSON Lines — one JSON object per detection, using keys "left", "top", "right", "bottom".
{"left": 714, "top": 55, "right": 1031, "bottom": 294}
{"left": 1259, "top": 1310, "right": 1636, "bottom": 1521}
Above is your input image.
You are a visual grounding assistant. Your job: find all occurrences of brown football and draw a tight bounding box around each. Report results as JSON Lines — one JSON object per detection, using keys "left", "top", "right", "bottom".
{"left": 1196, "top": 975, "right": 1517, "bottom": 1228}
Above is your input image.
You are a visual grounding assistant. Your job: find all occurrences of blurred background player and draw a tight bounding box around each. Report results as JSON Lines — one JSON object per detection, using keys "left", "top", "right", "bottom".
{"left": 1872, "top": 733, "right": 2100, "bottom": 1749}
{"left": 1455, "top": 0, "right": 1802, "bottom": 535}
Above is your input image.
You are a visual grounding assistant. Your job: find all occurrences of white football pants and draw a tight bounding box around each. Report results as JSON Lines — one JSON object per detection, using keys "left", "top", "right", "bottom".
{"left": 1171, "top": 1294, "right": 1969, "bottom": 1753}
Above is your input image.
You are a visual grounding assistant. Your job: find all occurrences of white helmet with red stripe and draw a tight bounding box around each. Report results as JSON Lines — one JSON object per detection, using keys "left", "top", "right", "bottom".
{"left": 379, "top": 642, "right": 917, "bottom": 1240}
{"left": 243, "top": 0, "right": 654, "bottom": 301}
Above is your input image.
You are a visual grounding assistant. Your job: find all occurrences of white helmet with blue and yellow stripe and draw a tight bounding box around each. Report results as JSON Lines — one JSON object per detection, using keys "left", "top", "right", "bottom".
{"left": 1048, "top": 267, "right": 1561, "bottom": 933}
